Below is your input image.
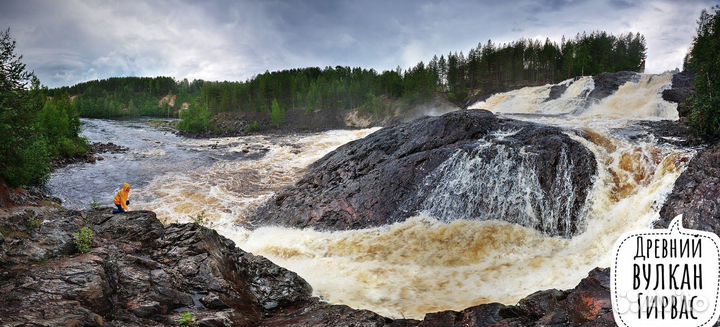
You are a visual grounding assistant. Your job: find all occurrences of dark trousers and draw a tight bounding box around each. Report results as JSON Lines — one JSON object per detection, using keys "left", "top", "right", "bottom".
{"left": 112, "top": 204, "right": 125, "bottom": 214}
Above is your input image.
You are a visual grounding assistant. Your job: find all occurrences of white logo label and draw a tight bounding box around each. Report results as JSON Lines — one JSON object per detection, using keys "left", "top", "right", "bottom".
{"left": 611, "top": 215, "right": 720, "bottom": 327}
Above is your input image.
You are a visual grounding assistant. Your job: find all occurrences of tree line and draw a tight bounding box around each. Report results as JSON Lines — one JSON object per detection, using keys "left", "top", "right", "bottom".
{"left": 686, "top": 6, "right": 720, "bottom": 139}
{"left": 47, "top": 31, "right": 647, "bottom": 133}
{"left": 0, "top": 29, "right": 88, "bottom": 187}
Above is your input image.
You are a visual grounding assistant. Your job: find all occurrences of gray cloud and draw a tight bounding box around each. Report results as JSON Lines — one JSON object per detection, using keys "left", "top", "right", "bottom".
{"left": 0, "top": 0, "right": 716, "bottom": 87}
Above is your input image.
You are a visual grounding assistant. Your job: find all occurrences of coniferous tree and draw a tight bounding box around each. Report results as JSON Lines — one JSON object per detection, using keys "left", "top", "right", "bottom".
{"left": 686, "top": 6, "right": 720, "bottom": 139}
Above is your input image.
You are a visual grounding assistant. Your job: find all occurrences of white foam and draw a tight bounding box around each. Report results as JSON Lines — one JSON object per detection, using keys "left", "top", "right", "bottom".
{"left": 129, "top": 73, "right": 693, "bottom": 319}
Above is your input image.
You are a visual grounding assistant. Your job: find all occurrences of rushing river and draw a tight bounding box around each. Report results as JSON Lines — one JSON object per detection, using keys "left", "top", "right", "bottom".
{"left": 49, "top": 73, "right": 694, "bottom": 319}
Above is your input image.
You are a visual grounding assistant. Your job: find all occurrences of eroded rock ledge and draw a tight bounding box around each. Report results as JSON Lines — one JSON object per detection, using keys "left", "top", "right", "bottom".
{"left": 0, "top": 207, "right": 614, "bottom": 327}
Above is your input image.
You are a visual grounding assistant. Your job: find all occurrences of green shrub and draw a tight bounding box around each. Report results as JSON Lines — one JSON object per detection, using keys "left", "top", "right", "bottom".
{"left": 178, "top": 312, "right": 196, "bottom": 326}
{"left": 177, "top": 103, "right": 212, "bottom": 134}
{"left": 74, "top": 227, "right": 94, "bottom": 254}
{"left": 244, "top": 121, "right": 261, "bottom": 133}
{"left": 56, "top": 137, "right": 90, "bottom": 158}
{"left": 26, "top": 215, "right": 43, "bottom": 231}
{"left": 90, "top": 200, "right": 101, "bottom": 210}
{"left": 270, "top": 98, "right": 285, "bottom": 127}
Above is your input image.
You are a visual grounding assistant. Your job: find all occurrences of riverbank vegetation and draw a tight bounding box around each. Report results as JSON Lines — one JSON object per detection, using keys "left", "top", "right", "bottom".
{"left": 48, "top": 31, "right": 646, "bottom": 134}
{"left": 686, "top": 6, "right": 720, "bottom": 140}
{"left": 0, "top": 29, "right": 88, "bottom": 187}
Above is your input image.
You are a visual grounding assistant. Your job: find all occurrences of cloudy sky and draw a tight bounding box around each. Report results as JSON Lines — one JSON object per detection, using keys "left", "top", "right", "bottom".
{"left": 0, "top": 0, "right": 716, "bottom": 87}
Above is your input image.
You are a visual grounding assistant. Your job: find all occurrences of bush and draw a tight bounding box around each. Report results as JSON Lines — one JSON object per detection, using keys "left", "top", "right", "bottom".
{"left": 26, "top": 215, "right": 43, "bottom": 231}
{"left": 74, "top": 226, "right": 94, "bottom": 254}
{"left": 56, "top": 137, "right": 90, "bottom": 158}
{"left": 244, "top": 121, "right": 262, "bottom": 133}
{"left": 178, "top": 312, "right": 196, "bottom": 326}
{"left": 177, "top": 103, "right": 212, "bottom": 134}
{"left": 270, "top": 98, "right": 285, "bottom": 127}
{"left": 39, "top": 95, "right": 89, "bottom": 158}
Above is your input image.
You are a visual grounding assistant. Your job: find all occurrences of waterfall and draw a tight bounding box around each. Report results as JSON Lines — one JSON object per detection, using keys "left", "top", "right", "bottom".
{"left": 470, "top": 73, "right": 676, "bottom": 121}
{"left": 418, "top": 134, "right": 581, "bottom": 237}
{"left": 48, "top": 72, "right": 695, "bottom": 320}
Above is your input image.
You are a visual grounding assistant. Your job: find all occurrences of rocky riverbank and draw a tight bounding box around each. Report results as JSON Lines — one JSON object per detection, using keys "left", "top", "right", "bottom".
{"left": 0, "top": 206, "right": 615, "bottom": 327}
{"left": 655, "top": 141, "right": 720, "bottom": 232}
{"left": 52, "top": 142, "right": 129, "bottom": 169}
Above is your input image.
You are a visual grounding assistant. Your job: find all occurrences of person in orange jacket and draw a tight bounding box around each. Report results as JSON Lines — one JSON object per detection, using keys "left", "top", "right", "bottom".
{"left": 112, "top": 183, "right": 131, "bottom": 214}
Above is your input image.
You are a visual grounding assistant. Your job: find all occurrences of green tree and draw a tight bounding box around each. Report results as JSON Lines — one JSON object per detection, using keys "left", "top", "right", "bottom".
{"left": 270, "top": 98, "right": 285, "bottom": 127}
{"left": 0, "top": 29, "right": 52, "bottom": 186}
{"left": 686, "top": 6, "right": 720, "bottom": 139}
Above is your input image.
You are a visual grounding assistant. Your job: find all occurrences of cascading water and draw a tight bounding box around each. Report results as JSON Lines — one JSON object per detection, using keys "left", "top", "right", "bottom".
{"left": 48, "top": 72, "right": 695, "bottom": 320}
{"left": 418, "top": 135, "right": 581, "bottom": 237}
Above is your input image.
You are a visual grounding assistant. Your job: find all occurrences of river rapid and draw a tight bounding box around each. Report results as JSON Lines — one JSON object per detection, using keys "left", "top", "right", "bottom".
{"left": 49, "top": 73, "right": 694, "bottom": 319}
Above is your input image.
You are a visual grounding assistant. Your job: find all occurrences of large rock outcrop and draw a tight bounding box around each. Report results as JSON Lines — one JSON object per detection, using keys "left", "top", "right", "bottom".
{"left": 0, "top": 209, "right": 317, "bottom": 326}
{"left": 662, "top": 71, "right": 694, "bottom": 122}
{"left": 253, "top": 109, "right": 597, "bottom": 236}
{"left": 405, "top": 268, "right": 615, "bottom": 327}
{"left": 656, "top": 142, "right": 720, "bottom": 232}
{"left": 0, "top": 206, "right": 618, "bottom": 327}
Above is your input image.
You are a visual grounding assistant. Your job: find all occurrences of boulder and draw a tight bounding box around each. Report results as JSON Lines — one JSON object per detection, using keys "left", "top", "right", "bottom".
{"left": 656, "top": 142, "right": 720, "bottom": 233}
{"left": 253, "top": 110, "right": 597, "bottom": 236}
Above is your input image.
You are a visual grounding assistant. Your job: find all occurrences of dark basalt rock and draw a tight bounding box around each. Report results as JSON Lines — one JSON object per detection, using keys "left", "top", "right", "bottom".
{"left": 546, "top": 83, "right": 569, "bottom": 101}
{"left": 588, "top": 71, "right": 640, "bottom": 101}
{"left": 259, "top": 298, "right": 392, "bottom": 327}
{"left": 655, "top": 142, "right": 720, "bottom": 233}
{"left": 51, "top": 142, "right": 129, "bottom": 169}
{"left": 0, "top": 209, "right": 309, "bottom": 327}
{"left": 93, "top": 142, "right": 129, "bottom": 154}
{"left": 662, "top": 71, "right": 694, "bottom": 121}
{"left": 253, "top": 109, "right": 597, "bottom": 236}
{"left": 0, "top": 207, "right": 619, "bottom": 327}
{"left": 403, "top": 268, "right": 614, "bottom": 327}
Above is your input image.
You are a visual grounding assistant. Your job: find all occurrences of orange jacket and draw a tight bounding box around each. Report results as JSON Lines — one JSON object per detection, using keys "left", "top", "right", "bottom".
{"left": 113, "top": 183, "right": 131, "bottom": 211}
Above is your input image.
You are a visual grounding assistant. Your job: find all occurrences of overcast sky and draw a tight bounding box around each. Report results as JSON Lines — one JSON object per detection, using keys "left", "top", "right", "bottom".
{"left": 0, "top": 0, "right": 716, "bottom": 87}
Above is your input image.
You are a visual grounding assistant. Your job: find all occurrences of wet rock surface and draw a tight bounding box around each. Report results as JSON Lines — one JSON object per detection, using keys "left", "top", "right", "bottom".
{"left": 0, "top": 207, "right": 619, "bottom": 327}
{"left": 662, "top": 71, "right": 694, "bottom": 121}
{"left": 546, "top": 83, "right": 569, "bottom": 101}
{"left": 52, "top": 142, "right": 129, "bottom": 169}
{"left": 656, "top": 142, "right": 720, "bottom": 233}
{"left": 254, "top": 109, "right": 596, "bottom": 236}
{"left": 92, "top": 142, "right": 129, "bottom": 154}
{"left": 588, "top": 71, "right": 640, "bottom": 101}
